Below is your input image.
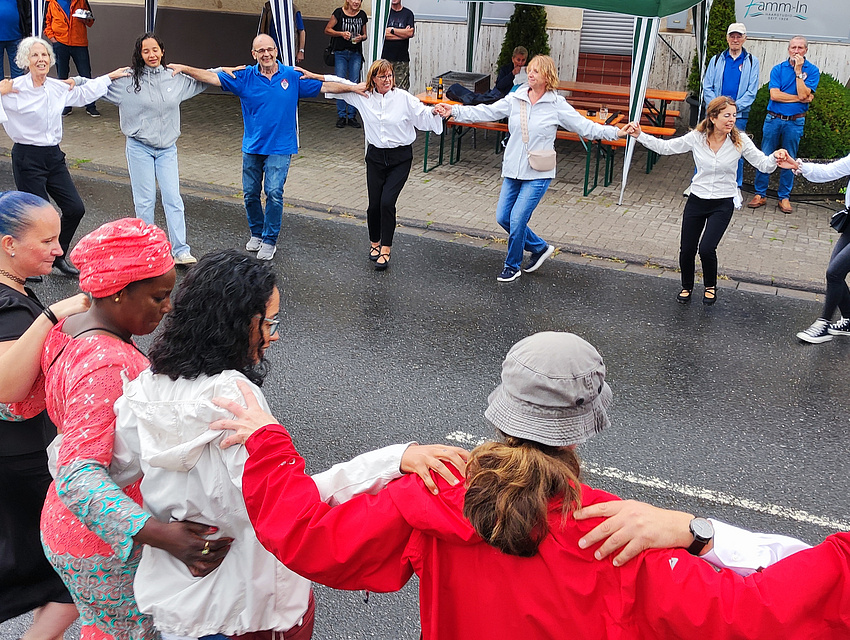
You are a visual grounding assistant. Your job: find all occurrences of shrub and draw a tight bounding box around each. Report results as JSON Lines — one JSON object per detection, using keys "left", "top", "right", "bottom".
{"left": 687, "top": 0, "right": 736, "bottom": 96}
{"left": 497, "top": 5, "right": 550, "bottom": 69}
{"left": 747, "top": 72, "right": 850, "bottom": 160}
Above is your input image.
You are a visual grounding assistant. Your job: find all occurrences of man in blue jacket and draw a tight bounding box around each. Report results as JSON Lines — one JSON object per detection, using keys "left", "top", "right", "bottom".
{"left": 702, "top": 22, "right": 759, "bottom": 188}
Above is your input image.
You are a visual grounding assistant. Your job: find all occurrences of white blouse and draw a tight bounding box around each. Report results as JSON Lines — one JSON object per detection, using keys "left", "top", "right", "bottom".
{"left": 798, "top": 154, "right": 850, "bottom": 209}
{"left": 0, "top": 73, "right": 112, "bottom": 146}
{"left": 637, "top": 129, "right": 777, "bottom": 200}
{"left": 335, "top": 88, "right": 443, "bottom": 148}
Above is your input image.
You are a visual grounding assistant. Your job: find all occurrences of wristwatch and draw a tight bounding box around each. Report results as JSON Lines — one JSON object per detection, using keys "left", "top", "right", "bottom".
{"left": 796, "top": 71, "right": 807, "bottom": 80}
{"left": 390, "top": 28, "right": 395, "bottom": 35}
{"left": 687, "top": 517, "right": 714, "bottom": 555}
{"left": 299, "top": 48, "right": 305, "bottom": 53}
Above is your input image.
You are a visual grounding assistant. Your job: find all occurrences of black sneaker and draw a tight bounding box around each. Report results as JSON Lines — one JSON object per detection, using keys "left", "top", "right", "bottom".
{"left": 62, "top": 106, "right": 72, "bottom": 116}
{"left": 828, "top": 317, "right": 850, "bottom": 336}
{"left": 796, "top": 319, "right": 832, "bottom": 344}
{"left": 523, "top": 244, "right": 555, "bottom": 272}
{"left": 86, "top": 106, "right": 101, "bottom": 117}
{"left": 336, "top": 117, "right": 347, "bottom": 128}
{"left": 347, "top": 116, "right": 361, "bottom": 128}
{"left": 496, "top": 267, "right": 521, "bottom": 282}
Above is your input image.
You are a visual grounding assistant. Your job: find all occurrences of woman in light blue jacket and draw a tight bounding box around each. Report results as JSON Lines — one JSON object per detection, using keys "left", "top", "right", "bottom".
{"left": 435, "top": 55, "right": 630, "bottom": 282}
{"left": 95, "top": 33, "right": 222, "bottom": 265}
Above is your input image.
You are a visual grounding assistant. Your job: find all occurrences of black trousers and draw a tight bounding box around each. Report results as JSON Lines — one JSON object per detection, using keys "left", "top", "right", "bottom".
{"left": 679, "top": 194, "right": 734, "bottom": 290}
{"left": 12, "top": 143, "right": 85, "bottom": 255}
{"left": 365, "top": 144, "right": 413, "bottom": 247}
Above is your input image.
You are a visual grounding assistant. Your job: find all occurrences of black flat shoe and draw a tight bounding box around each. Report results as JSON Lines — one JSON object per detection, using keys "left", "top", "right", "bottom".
{"left": 347, "top": 117, "right": 361, "bottom": 128}
{"left": 53, "top": 257, "right": 80, "bottom": 277}
{"left": 676, "top": 289, "right": 692, "bottom": 304}
{"left": 703, "top": 287, "right": 717, "bottom": 305}
{"left": 369, "top": 245, "right": 381, "bottom": 262}
{"left": 336, "top": 117, "right": 347, "bottom": 128}
{"left": 375, "top": 252, "right": 390, "bottom": 271}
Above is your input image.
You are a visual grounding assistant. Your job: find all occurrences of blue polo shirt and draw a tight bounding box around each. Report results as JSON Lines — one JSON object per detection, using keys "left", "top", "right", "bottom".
{"left": 218, "top": 64, "right": 322, "bottom": 155}
{"left": 720, "top": 49, "right": 744, "bottom": 100}
{"left": 766, "top": 58, "right": 820, "bottom": 116}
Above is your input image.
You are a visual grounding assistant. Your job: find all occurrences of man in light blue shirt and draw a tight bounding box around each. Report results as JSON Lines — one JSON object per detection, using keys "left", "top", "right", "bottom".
{"left": 702, "top": 22, "right": 760, "bottom": 187}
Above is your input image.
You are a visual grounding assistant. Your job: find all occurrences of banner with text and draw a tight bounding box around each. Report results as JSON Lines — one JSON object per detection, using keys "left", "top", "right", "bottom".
{"left": 737, "top": 0, "right": 850, "bottom": 42}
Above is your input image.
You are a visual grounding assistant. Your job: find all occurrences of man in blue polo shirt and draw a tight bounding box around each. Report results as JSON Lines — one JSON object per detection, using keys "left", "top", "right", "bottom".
{"left": 748, "top": 36, "right": 819, "bottom": 214}
{"left": 169, "top": 34, "right": 356, "bottom": 260}
{"left": 702, "top": 23, "right": 760, "bottom": 188}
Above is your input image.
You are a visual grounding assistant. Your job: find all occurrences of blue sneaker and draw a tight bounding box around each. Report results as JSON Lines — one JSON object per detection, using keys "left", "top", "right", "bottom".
{"left": 497, "top": 267, "right": 521, "bottom": 282}
{"left": 523, "top": 244, "right": 555, "bottom": 273}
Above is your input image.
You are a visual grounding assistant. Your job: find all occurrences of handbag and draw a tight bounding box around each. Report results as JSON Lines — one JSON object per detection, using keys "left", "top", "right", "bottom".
{"left": 323, "top": 39, "right": 336, "bottom": 67}
{"left": 830, "top": 208, "right": 850, "bottom": 233}
{"left": 519, "top": 100, "right": 556, "bottom": 171}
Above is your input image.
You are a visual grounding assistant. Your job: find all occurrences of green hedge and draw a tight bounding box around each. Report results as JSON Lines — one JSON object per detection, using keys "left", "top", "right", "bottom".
{"left": 747, "top": 73, "right": 850, "bottom": 160}
{"left": 497, "top": 5, "right": 550, "bottom": 69}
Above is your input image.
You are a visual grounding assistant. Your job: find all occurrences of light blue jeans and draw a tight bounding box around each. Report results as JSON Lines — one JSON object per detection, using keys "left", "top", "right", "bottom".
{"left": 242, "top": 153, "right": 291, "bottom": 246}
{"left": 125, "top": 137, "right": 190, "bottom": 256}
{"left": 496, "top": 177, "right": 551, "bottom": 271}
{"left": 754, "top": 113, "right": 804, "bottom": 199}
{"left": 334, "top": 49, "right": 361, "bottom": 118}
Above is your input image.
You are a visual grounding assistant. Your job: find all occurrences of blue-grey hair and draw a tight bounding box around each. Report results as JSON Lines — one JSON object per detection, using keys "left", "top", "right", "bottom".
{"left": 15, "top": 37, "right": 56, "bottom": 70}
{"left": 0, "top": 191, "right": 53, "bottom": 238}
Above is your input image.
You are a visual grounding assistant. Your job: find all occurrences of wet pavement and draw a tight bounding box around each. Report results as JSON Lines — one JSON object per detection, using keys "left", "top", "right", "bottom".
{"left": 1, "top": 173, "right": 848, "bottom": 640}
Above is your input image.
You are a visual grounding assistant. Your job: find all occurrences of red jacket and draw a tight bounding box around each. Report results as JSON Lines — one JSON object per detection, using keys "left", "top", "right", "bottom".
{"left": 243, "top": 424, "right": 850, "bottom": 640}
{"left": 43, "top": 0, "right": 93, "bottom": 47}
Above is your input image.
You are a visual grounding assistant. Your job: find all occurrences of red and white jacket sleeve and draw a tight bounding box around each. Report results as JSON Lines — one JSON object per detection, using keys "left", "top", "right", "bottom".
{"left": 243, "top": 423, "right": 416, "bottom": 592}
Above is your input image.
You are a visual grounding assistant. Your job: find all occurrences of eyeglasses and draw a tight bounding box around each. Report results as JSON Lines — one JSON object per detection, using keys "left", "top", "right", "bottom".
{"left": 262, "top": 315, "right": 280, "bottom": 336}
{"left": 376, "top": 73, "right": 394, "bottom": 80}
{"left": 253, "top": 47, "right": 277, "bottom": 54}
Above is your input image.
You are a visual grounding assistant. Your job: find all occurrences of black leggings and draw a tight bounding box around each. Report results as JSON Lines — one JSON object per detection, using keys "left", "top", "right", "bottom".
{"left": 679, "top": 194, "right": 734, "bottom": 290}
{"left": 821, "top": 230, "right": 850, "bottom": 320}
{"left": 12, "top": 144, "right": 86, "bottom": 255}
{"left": 365, "top": 144, "right": 413, "bottom": 247}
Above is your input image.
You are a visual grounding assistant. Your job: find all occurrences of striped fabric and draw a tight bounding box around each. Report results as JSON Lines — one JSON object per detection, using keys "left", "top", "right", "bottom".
{"left": 466, "top": 2, "right": 484, "bottom": 72}
{"left": 366, "top": 0, "right": 391, "bottom": 72}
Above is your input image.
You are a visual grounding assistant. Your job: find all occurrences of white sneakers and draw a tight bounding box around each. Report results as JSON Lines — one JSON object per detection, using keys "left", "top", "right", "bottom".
{"left": 256, "top": 243, "right": 276, "bottom": 261}
{"left": 173, "top": 253, "right": 197, "bottom": 265}
{"left": 245, "top": 237, "right": 262, "bottom": 252}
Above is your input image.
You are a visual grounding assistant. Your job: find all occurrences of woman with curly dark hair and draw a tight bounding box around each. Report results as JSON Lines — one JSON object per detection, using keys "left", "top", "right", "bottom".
{"left": 89, "top": 33, "right": 239, "bottom": 265}
{"left": 111, "top": 249, "right": 467, "bottom": 640}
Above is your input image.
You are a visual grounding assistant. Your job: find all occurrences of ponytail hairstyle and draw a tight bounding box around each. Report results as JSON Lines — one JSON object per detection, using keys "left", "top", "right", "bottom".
{"left": 697, "top": 95, "right": 743, "bottom": 150}
{"left": 463, "top": 432, "right": 583, "bottom": 557}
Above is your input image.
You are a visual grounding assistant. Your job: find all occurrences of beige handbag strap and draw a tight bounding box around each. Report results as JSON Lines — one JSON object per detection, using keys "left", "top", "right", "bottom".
{"left": 519, "top": 99, "right": 530, "bottom": 145}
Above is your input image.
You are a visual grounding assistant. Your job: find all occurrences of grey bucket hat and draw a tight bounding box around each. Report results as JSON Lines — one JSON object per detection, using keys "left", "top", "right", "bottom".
{"left": 484, "top": 332, "right": 612, "bottom": 446}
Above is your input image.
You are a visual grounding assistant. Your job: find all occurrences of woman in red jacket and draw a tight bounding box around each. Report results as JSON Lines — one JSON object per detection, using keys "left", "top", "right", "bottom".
{"left": 217, "top": 332, "right": 850, "bottom": 640}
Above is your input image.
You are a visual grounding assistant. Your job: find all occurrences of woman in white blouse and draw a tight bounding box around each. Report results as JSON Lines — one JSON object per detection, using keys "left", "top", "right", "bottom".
{"left": 777, "top": 153, "right": 850, "bottom": 343}
{"left": 304, "top": 59, "right": 443, "bottom": 270}
{"left": 434, "top": 56, "right": 629, "bottom": 283}
{"left": 0, "top": 37, "right": 128, "bottom": 276}
{"left": 632, "top": 96, "right": 784, "bottom": 305}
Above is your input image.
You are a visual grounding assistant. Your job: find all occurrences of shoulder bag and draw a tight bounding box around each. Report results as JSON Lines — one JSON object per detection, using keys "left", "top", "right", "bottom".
{"left": 519, "top": 99, "right": 556, "bottom": 172}
{"left": 323, "top": 39, "right": 337, "bottom": 67}
{"left": 830, "top": 207, "right": 849, "bottom": 233}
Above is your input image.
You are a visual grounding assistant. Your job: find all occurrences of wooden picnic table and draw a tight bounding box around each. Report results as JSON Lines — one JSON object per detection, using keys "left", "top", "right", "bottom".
{"left": 557, "top": 81, "right": 687, "bottom": 128}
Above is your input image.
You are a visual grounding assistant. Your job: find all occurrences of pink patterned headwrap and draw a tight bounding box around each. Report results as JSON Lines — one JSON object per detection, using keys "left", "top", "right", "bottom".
{"left": 70, "top": 218, "right": 174, "bottom": 298}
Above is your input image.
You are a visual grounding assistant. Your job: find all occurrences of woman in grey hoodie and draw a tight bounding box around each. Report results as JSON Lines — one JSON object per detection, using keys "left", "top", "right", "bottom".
{"left": 97, "top": 33, "right": 217, "bottom": 265}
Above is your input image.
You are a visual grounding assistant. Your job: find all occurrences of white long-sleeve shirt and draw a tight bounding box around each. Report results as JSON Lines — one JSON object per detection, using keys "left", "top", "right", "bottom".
{"left": 637, "top": 129, "right": 777, "bottom": 200}
{"left": 798, "top": 154, "right": 850, "bottom": 208}
{"left": 333, "top": 87, "right": 443, "bottom": 148}
{"left": 705, "top": 519, "right": 811, "bottom": 576}
{"left": 0, "top": 73, "right": 112, "bottom": 146}
{"left": 452, "top": 86, "right": 621, "bottom": 180}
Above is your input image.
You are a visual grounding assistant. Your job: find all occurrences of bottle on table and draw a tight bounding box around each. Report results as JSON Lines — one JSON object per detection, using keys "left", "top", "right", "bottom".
{"left": 437, "top": 77, "right": 444, "bottom": 100}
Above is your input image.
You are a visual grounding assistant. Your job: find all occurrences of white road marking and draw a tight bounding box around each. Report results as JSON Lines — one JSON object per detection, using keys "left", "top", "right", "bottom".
{"left": 446, "top": 431, "right": 850, "bottom": 531}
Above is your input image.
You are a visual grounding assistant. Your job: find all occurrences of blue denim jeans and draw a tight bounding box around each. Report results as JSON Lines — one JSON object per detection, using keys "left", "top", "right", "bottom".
{"left": 0, "top": 39, "right": 23, "bottom": 77}
{"left": 735, "top": 116, "right": 748, "bottom": 187}
{"left": 334, "top": 49, "right": 361, "bottom": 118}
{"left": 242, "top": 152, "right": 291, "bottom": 245}
{"left": 495, "top": 177, "right": 551, "bottom": 271}
{"left": 753, "top": 114, "right": 804, "bottom": 199}
{"left": 125, "top": 137, "right": 190, "bottom": 256}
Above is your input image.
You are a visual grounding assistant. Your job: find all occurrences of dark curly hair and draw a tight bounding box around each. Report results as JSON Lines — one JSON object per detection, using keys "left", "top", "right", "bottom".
{"left": 148, "top": 249, "right": 277, "bottom": 386}
{"left": 131, "top": 32, "right": 166, "bottom": 93}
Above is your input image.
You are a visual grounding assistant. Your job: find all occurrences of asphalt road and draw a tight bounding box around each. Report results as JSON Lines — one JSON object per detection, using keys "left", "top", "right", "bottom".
{"left": 1, "top": 172, "right": 848, "bottom": 639}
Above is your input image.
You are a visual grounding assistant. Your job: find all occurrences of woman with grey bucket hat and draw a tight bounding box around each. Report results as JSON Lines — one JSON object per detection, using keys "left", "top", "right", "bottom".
{"left": 218, "top": 331, "right": 850, "bottom": 640}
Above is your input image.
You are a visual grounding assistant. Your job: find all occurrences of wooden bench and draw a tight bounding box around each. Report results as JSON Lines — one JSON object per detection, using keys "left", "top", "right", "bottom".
{"left": 563, "top": 99, "right": 680, "bottom": 127}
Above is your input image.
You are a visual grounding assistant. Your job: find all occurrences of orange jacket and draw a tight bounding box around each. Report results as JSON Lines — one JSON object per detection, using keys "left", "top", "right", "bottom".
{"left": 43, "top": 0, "right": 94, "bottom": 47}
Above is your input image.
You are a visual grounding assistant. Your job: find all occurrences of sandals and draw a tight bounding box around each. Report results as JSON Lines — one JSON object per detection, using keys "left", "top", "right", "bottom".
{"left": 676, "top": 289, "right": 692, "bottom": 304}
{"left": 369, "top": 245, "right": 381, "bottom": 262}
{"left": 703, "top": 287, "right": 717, "bottom": 305}
{"left": 375, "top": 251, "right": 391, "bottom": 271}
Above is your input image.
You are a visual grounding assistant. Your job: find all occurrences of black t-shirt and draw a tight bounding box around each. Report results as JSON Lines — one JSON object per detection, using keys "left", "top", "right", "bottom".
{"left": 381, "top": 7, "right": 415, "bottom": 62}
{"left": 0, "top": 283, "right": 57, "bottom": 457}
{"left": 332, "top": 7, "right": 368, "bottom": 53}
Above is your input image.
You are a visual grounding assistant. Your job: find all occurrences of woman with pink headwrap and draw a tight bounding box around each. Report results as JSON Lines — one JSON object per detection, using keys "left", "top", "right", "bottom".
{"left": 33, "top": 218, "right": 232, "bottom": 640}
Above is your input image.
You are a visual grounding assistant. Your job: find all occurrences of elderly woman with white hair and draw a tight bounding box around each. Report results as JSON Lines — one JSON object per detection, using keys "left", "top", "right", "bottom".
{"left": 0, "top": 36, "right": 128, "bottom": 276}
{"left": 216, "top": 331, "right": 850, "bottom": 639}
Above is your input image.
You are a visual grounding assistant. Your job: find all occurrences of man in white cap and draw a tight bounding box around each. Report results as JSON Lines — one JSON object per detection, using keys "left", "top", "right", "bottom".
{"left": 702, "top": 22, "right": 760, "bottom": 189}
